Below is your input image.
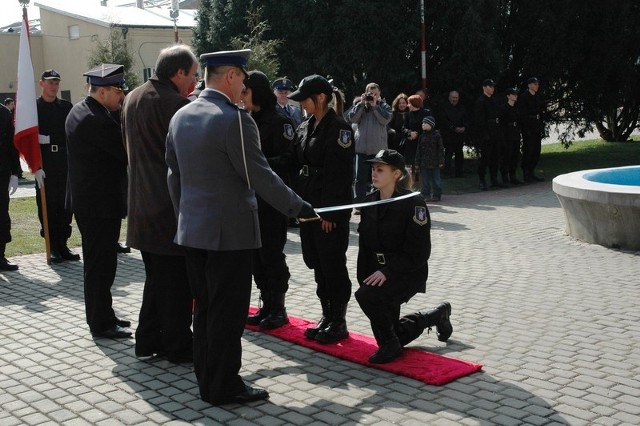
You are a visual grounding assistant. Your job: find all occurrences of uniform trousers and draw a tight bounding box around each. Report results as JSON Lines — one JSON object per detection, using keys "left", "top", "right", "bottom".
{"left": 0, "top": 172, "right": 11, "bottom": 244}
{"left": 253, "top": 206, "right": 290, "bottom": 294}
{"left": 184, "top": 247, "right": 252, "bottom": 403}
{"left": 136, "top": 252, "right": 193, "bottom": 357}
{"left": 477, "top": 127, "right": 503, "bottom": 182}
{"left": 75, "top": 216, "right": 120, "bottom": 332}
{"left": 521, "top": 122, "right": 542, "bottom": 174}
{"left": 355, "top": 280, "right": 426, "bottom": 346}
{"left": 300, "top": 220, "right": 352, "bottom": 303}
{"left": 502, "top": 138, "right": 521, "bottom": 178}
{"left": 36, "top": 174, "right": 73, "bottom": 247}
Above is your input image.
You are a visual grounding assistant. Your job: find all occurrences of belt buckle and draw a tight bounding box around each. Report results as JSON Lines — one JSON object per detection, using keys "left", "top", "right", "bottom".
{"left": 301, "top": 165, "right": 309, "bottom": 177}
{"left": 51, "top": 145, "right": 59, "bottom": 152}
{"left": 375, "top": 253, "right": 386, "bottom": 265}
{"left": 495, "top": 118, "right": 500, "bottom": 124}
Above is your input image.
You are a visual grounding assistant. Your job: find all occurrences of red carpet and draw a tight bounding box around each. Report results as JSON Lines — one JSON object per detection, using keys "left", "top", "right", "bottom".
{"left": 246, "top": 306, "right": 482, "bottom": 385}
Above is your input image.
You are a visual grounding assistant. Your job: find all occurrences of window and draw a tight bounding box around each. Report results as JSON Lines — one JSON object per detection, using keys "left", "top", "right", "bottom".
{"left": 68, "top": 25, "right": 80, "bottom": 40}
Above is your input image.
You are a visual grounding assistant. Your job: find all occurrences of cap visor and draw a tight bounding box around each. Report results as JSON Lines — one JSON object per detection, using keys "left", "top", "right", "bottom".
{"left": 288, "top": 90, "right": 309, "bottom": 102}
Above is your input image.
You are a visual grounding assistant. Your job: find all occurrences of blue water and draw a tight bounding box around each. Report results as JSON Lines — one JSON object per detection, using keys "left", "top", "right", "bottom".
{"left": 583, "top": 166, "right": 640, "bottom": 186}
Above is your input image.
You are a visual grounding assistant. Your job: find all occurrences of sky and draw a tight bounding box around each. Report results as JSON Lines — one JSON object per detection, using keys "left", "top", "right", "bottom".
{"left": 1, "top": 3, "right": 40, "bottom": 28}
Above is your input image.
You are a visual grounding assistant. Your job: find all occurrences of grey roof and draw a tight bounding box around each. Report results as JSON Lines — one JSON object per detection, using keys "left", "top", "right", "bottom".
{"left": 33, "top": 0, "right": 197, "bottom": 29}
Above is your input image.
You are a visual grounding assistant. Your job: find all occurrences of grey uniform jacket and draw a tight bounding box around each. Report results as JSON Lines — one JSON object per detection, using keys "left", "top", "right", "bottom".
{"left": 165, "top": 88, "right": 304, "bottom": 251}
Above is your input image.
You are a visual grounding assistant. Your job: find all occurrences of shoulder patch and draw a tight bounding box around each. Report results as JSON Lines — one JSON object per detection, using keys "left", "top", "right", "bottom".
{"left": 283, "top": 123, "right": 294, "bottom": 141}
{"left": 338, "top": 129, "right": 352, "bottom": 148}
{"left": 413, "top": 206, "right": 429, "bottom": 226}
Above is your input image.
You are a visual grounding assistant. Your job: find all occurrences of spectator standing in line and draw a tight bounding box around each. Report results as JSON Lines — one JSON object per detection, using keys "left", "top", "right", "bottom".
{"left": 0, "top": 102, "right": 21, "bottom": 271}
{"left": 415, "top": 116, "right": 445, "bottom": 202}
{"left": 65, "top": 64, "right": 131, "bottom": 339}
{"left": 289, "top": 74, "right": 354, "bottom": 344}
{"left": 404, "top": 94, "right": 429, "bottom": 179}
{"left": 347, "top": 82, "right": 392, "bottom": 201}
{"left": 355, "top": 149, "right": 452, "bottom": 364}
{"left": 519, "top": 77, "right": 545, "bottom": 182}
{"left": 502, "top": 87, "right": 523, "bottom": 185}
{"left": 242, "top": 70, "right": 298, "bottom": 330}
{"left": 440, "top": 90, "right": 469, "bottom": 178}
{"left": 473, "top": 78, "right": 506, "bottom": 190}
{"left": 166, "top": 49, "right": 315, "bottom": 405}
{"left": 122, "top": 45, "right": 198, "bottom": 363}
{"left": 36, "top": 69, "right": 80, "bottom": 263}
{"left": 273, "top": 77, "right": 303, "bottom": 128}
{"left": 388, "top": 93, "right": 409, "bottom": 154}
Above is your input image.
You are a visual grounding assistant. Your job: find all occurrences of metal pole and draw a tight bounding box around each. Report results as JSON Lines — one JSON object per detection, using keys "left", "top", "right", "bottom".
{"left": 420, "top": 0, "right": 427, "bottom": 91}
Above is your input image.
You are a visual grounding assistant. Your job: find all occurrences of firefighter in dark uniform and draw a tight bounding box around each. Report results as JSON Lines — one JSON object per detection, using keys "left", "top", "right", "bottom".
{"left": 65, "top": 64, "right": 131, "bottom": 339}
{"left": 242, "top": 71, "right": 297, "bottom": 330}
{"left": 519, "top": 77, "right": 545, "bottom": 182}
{"left": 501, "top": 87, "right": 523, "bottom": 185}
{"left": 473, "top": 79, "right": 506, "bottom": 190}
{"left": 289, "top": 75, "right": 355, "bottom": 344}
{"left": 0, "top": 103, "right": 21, "bottom": 271}
{"left": 36, "top": 69, "right": 80, "bottom": 262}
{"left": 355, "top": 149, "right": 452, "bottom": 364}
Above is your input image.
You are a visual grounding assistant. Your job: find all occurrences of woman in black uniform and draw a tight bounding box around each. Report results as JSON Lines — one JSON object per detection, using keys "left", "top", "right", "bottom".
{"left": 355, "top": 149, "right": 452, "bottom": 364}
{"left": 289, "top": 75, "right": 355, "bottom": 344}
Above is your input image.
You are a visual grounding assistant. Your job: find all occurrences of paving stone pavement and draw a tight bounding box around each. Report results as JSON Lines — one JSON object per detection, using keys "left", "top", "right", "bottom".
{"left": 1, "top": 182, "right": 639, "bottom": 425}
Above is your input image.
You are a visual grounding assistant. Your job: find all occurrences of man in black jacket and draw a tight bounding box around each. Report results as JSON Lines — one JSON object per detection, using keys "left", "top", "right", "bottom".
{"left": 0, "top": 104, "right": 21, "bottom": 271}
{"left": 519, "top": 77, "right": 546, "bottom": 182}
{"left": 440, "top": 90, "right": 469, "bottom": 177}
{"left": 473, "top": 79, "right": 506, "bottom": 190}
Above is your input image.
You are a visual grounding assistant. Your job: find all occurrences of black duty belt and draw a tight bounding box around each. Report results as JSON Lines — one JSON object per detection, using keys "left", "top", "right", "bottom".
{"left": 507, "top": 122, "right": 518, "bottom": 127}
{"left": 42, "top": 144, "right": 64, "bottom": 153}
{"left": 487, "top": 118, "right": 500, "bottom": 124}
{"left": 528, "top": 114, "right": 541, "bottom": 119}
{"left": 300, "top": 165, "right": 323, "bottom": 177}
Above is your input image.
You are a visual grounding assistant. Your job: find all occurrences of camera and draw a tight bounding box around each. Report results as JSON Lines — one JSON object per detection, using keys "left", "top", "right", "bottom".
{"left": 364, "top": 92, "right": 374, "bottom": 102}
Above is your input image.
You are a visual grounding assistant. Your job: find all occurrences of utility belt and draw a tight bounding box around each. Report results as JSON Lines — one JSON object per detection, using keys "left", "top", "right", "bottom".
{"left": 374, "top": 252, "right": 393, "bottom": 265}
{"left": 487, "top": 118, "right": 500, "bottom": 125}
{"left": 507, "top": 122, "right": 518, "bottom": 127}
{"left": 528, "top": 114, "right": 541, "bottom": 120}
{"left": 300, "top": 165, "right": 323, "bottom": 177}
{"left": 41, "top": 144, "right": 65, "bottom": 153}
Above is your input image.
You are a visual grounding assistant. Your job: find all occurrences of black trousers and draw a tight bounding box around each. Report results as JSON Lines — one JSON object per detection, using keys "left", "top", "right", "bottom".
{"left": 502, "top": 138, "right": 521, "bottom": 178}
{"left": 75, "top": 216, "right": 120, "bottom": 333}
{"left": 136, "top": 251, "right": 193, "bottom": 356}
{"left": 0, "top": 172, "right": 11, "bottom": 245}
{"left": 521, "top": 123, "right": 542, "bottom": 174}
{"left": 477, "top": 128, "right": 503, "bottom": 182}
{"left": 355, "top": 282, "right": 426, "bottom": 346}
{"left": 443, "top": 133, "right": 465, "bottom": 176}
{"left": 252, "top": 207, "right": 290, "bottom": 294}
{"left": 184, "top": 247, "right": 252, "bottom": 403}
{"left": 36, "top": 174, "right": 73, "bottom": 249}
{"left": 300, "top": 220, "right": 352, "bottom": 303}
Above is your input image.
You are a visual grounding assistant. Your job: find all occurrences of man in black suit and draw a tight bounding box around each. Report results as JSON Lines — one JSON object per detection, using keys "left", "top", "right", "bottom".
{"left": 65, "top": 64, "right": 131, "bottom": 339}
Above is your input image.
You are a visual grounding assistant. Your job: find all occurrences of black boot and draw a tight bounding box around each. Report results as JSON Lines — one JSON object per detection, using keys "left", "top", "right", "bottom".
{"left": 314, "top": 302, "right": 349, "bottom": 344}
{"left": 368, "top": 325, "right": 402, "bottom": 364}
{"left": 419, "top": 302, "right": 453, "bottom": 342}
{"left": 304, "top": 299, "right": 330, "bottom": 339}
{"left": 479, "top": 177, "right": 488, "bottom": 191}
{"left": 259, "top": 292, "right": 289, "bottom": 330}
{"left": 59, "top": 241, "right": 81, "bottom": 261}
{"left": 247, "top": 292, "right": 270, "bottom": 326}
{"left": 0, "top": 243, "right": 18, "bottom": 271}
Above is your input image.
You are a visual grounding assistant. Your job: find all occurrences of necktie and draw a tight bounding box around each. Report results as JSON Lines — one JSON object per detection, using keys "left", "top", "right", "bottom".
{"left": 285, "top": 105, "right": 291, "bottom": 116}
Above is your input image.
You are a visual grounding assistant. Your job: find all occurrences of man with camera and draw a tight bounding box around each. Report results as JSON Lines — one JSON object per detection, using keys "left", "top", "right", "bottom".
{"left": 347, "top": 82, "right": 392, "bottom": 202}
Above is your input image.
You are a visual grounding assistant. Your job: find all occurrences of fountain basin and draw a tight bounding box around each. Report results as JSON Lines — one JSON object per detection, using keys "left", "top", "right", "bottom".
{"left": 552, "top": 165, "right": 640, "bottom": 250}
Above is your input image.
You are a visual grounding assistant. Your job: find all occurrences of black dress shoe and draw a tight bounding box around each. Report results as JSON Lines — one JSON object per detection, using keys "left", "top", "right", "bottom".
{"left": 59, "top": 246, "right": 81, "bottom": 261}
{"left": 167, "top": 350, "right": 193, "bottom": 364}
{"left": 116, "top": 318, "right": 131, "bottom": 327}
{"left": 91, "top": 325, "right": 132, "bottom": 339}
{"left": 209, "top": 384, "right": 270, "bottom": 405}
{"left": 0, "top": 257, "right": 19, "bottom": 271}
{"left": 116, "top": 242, "right": 131, "bottom": 254}
{"left": 50, "top": 250, "right": 64, "bottom": 264}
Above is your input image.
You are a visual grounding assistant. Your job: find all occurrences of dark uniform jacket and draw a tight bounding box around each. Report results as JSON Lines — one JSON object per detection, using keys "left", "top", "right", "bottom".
{"left": 502, "top": 102, "right": 522, "bottom": 142}
{"left": 473, "top": 94, "right": 503, "bottom": 142}
{"left": 37, "top": 97, "right": 72, "bottom": 178}
{"left": 518, "top": 90, "right": 545, "bottom": 135}
{"left": 166, "top": 89, "right": 303, "bottom": 251}
{"left": 0, "top": 105, "right": 20, "bottom": 175}
{"left": 357, "top": 188, "right": 431, "bottom": 294}
{"left": 65, "top": 96, "right": 128, "bottom": 219}
{"left": 293, "top": 108, "right": 354, "bottom": 223}
{"left": 122, "top": 77, "right": 189, "bottom": 256}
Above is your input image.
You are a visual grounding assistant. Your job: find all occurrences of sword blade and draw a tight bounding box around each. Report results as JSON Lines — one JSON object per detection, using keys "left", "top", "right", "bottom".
{"left": 314, "top": 191, "right": 422, "bottom": 214}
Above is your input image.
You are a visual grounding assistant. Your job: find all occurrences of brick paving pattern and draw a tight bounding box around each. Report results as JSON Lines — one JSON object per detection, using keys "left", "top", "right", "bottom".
{"left": 1, "top": 181, "right": 639, "bottom": 425}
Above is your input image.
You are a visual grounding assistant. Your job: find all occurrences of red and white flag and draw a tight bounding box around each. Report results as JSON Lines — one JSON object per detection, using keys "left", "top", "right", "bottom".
{"left": 14, "top": 16, "right": 41, "bottom": 172}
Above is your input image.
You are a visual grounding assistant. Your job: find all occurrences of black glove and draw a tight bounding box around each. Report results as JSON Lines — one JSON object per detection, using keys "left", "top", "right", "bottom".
{"left": 297, "top": 201, "right": 318, "bottom": 221}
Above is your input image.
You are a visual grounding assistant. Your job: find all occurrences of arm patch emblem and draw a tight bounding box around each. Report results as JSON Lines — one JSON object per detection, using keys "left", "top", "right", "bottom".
{"left": 283, "top": 123, "right": 294, "bottom": 141}
{"left": 413, "top": 206, "right": 429, "bottom": 226}
{"left": 338, "top": 130, "right": 352, "bottom": 148}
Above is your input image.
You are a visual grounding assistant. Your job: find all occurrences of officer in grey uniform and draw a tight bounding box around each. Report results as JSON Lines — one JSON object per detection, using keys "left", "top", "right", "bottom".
{"left": 166, "top": 49, "right": 315, "bottom": 406}
{"left": 273, "top": 77, "right": 303, "bottom": 128}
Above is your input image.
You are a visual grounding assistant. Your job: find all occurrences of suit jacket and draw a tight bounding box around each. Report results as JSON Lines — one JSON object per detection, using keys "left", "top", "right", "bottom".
{"left": 166, "top": 89, "right": 304, "bottom": 251}
{"left": 65, "top": 96, "right": 127, "bottom": 219}
{"left": 122, "top": 77, "right": 189, "bottom": 255}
